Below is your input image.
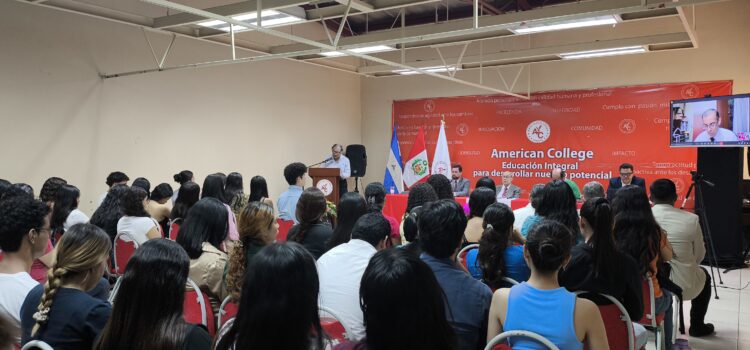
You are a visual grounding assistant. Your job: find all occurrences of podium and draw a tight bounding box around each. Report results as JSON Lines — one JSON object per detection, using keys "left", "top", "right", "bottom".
{"left": 309, "top": 168, "right": 341, "bottom": 205}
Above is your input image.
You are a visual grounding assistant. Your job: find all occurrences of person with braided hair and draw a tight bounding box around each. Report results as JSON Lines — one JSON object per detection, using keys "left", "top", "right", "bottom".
{"left": 286, "top": 188, "right": 333, "bottom": 260}
{"left": 363, "top": 182, "right": 400, "bottom": 246}
{"left": 487, "top": 220, "right": 609, "bottom": 350}
{"left": 225, "top": 201, "right": 279, "bottom": 301}
{"left": 0, "top": 196, "right": 50, "bottom": 346}
{"left": 19, "top": 223, "right": 111, "bottom": 350}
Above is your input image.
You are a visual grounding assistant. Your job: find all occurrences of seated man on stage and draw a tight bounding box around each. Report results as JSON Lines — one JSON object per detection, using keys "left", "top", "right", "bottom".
{"left": 496, "top": 171, "right": 521, "bottom": 200}
{"left": 324, "top": 144, "right": 351, "bottom": 197}
{"left": 450, "top": 164, "right": 470, "bottom": 197}
{"left": 650, "top": 179, "right": 714, "bottom": 337}
{"left": 551, "top": 168, "right": 581, "bottom": 200}
{"left": 694, "top": 108, "right": 738, "bottom": 143}
{"left": 606, "top": 163, "right": 645, "bottom": 200}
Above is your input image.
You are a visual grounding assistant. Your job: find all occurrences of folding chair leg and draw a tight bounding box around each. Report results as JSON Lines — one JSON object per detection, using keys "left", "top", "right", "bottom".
{"left": 656, "top": 324, "right": 665, "bottom": 350}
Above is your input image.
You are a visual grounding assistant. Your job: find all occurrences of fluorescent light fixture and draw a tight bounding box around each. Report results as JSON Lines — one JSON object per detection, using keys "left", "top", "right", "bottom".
{"left": 392, "top": 65, "right": 460, "bottom": 75}
{"left": 510, "top": 15, "right": 618, "bottom": 34}
{"left": 320, "top": 45, "right": 395, "bottom": 57}
{"left": 197, "top": 10, "right": 304, "bottom": 32}
{"left": 559, "top": 46, "right": 647, "bottom": 60}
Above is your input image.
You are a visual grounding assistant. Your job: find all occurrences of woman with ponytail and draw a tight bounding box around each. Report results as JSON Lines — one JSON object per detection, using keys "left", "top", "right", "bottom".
{"left": 286, "top": 188, "right": 332, "bottom": 259}
{"left": 465, "top": 203, "right": 529, "bottom": 287}
{"left": 327, "top": 192, "right": 367, "bottom": 249}
{"left": 364, "top": 182, "right": 400, "bottom": 246}
{"left": 560, "top": 197, "right": 644, "bottom": 321}
{"left": 20, "top": 223, "right": 111, "bottom": 350}
{"left": 50, "top": 184, "right": 89, "bottom": 235}
{"left": 487, "top": 220, "right": 609, "bottom": 350}
{"left": 225, "top": 202, "right": 279, "bottom": 301}
{"left": 172, "top": 170, "right": 194, "bottom": 204}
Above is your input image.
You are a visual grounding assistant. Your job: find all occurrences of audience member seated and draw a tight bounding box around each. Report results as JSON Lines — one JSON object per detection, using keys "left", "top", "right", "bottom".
{"left": 90, "top": 184, "right": 128, "bottom": 244}
{"left": 98, "top": 171, "right": 129, "bottom": 206}
{"left": 401, "top": 206, "right": 424, "bottom": 256}
{"left": 487, "top": 220, "right": 609, "bottom": 350}
{"left": 215, "top": 242, "right": 329, "bottom": 350}
{"left": 474, "top": 176, "right": 497, "bottom": 194}
{"left": 318, "top": 213, "right": 391, "bottom": 340}
{"left": 0, "top": 197, "right": 50, "bottom": 345}
{"left": 650, "top": 179, "right": 714, "bottom": 337}
{"left": 201, "top": 174, "right": 239, "bottom": 241}
{"left": 20, "top": 224, "right": 111, "bottom": 350}
{"left": 94, "top": 239, "right": 211, "bottom": 350}
{"left": 427, "top": 174, "right": 455, "bottom": 200}
{"left": 399, "top": 183, "right": 438, "bottom": 245}
{"left": 551, "top": 168, "right": 581, "bottom": 200}
{"left": 225, "top": 202, "right": 278, "bottom": 301}
{"left": 248, "top": 175, "right": 275, "bottom": 210}
{"left": 172, "top": 170, "right": 194, "bottom": 204}
{"left": 0, "top": 179, "right": 10, "bottom": 199}
{"left": 327, "top": 193, "right": 368, "bottom": 250}
{"left": 512, "top": 184, "right": 544, "bottom": 233}
{"left": 419, "top": 200, "right": 492, "bottom": 350}
{"left": 31, "top": 177, "right": 67, "bottom": 284}
{"left": 38, "top": 177, "right": 67, "bottom": 207}
{"left": 613, "top": 186, "right": 674, "bottom": 349}
{"left": 278, "top": 162, "right": 307, "bottom": 223}
{"left": 464, "top": 188, "right": 496, "bottom": 243}
{"left": 287, "top": 188, "right": 333, "bottom": 259}
{"left": 521, "top": 180, "right": 581, "bottom": 243}
{"left": 1, "top": 184, "right": 35, "bottom": 201}
{"left": 467, "top": 203, "right": 529, "bottom": 287}
{"left": 169, "top": 181, "right": 200, "bottom": 237}
{"left": 50, "top": 184, "right": 89, "bottom": 235}
{"left": 224, "top": 172, "right": 246, "bottom": 217}
{"left": 146, "top": 183, "right": 174, "bottom": 233}
{"left": 176, "top": 198, "right": 229, "bottom": 314}
{"left": 131, "top": 177, "right": 151, "bottom": 197}
{"left": 333, "top": 249, "right": 457, "bottom": 350}
{"left": 363, "top": 182, "right": 401, "bottom": 247}
{"left": 582, "top": 181, "right": 605, "bottom": 201}
{"left": 117, "top": 187, "right": 160, "bottom": 245}
{"left": 0, "top": 313, "right": 16, "bottom": 350}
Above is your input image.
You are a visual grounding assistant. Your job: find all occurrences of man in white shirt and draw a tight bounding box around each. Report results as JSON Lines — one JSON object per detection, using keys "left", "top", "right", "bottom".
{"left": 694, "top": 109, "right": 738, "bottom": 143}
{"left": 0, "top": 196, "right": 51, "bottom": 345}
{"left": 317, "top": 213, "right": 391, "bottom": 340}
{"left": 324, "top": 144, "right": 351, "bottom": 197}
{"left": 650, "top": 179, "right": 714, "bottom": 337}
{"left": 512, "top": 184, "right": 544, "bottom": 232}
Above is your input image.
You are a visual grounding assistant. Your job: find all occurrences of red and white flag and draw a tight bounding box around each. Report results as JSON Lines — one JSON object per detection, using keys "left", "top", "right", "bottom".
{"left": 403, "top": 128, "right": 430, "bottom": 189}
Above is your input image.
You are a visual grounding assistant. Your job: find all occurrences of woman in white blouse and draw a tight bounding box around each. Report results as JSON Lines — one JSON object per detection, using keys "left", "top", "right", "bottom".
{"left": 117, "top": 187, "right": 161, "bottom": 245}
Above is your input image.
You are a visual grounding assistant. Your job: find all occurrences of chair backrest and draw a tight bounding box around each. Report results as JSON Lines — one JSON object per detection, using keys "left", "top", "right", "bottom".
{"left": 21, "top": 340, "right": 54, "bottom": 350}
{"left": 457, "top": 243, "right": 479, "bottom": 268}
{"left": 485, "top": 330, "right": 561, "bottom": 350}
{"left": 276, "top": 219, "right": 294, "bottom": 242}
{"left": 168, "top": 219, "right": 181, "bottom": 241}
{"left": 319, "top": 306, "right": 351, "bottom": 345}
{"left": 113, "top": 232, "right": 139, "bottom": 276}
{"left": 218, "top": 296, "right": 239, "bottom": 329}
{"left": 183, "top": 278, "right": 216, "bottom": 336}
{"left": 575, "top": 291, "right": 635, "bottom": 350}
{"left": 638, "top": 276, "right": 663, "bottom": 328}
{"left": 108, "top": 276, "right": 123, "bottom": 304}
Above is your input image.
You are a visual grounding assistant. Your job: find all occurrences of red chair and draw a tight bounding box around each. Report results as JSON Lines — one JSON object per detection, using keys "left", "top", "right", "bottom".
{"left": 168, "top": 219, "right": 181, "bottom": 241}
{"left": 485, "top": 330, "right": 560, "bottom": 350}
{"left": 638, "top": 277, "right": 665, "bottom": 350}
{"left": 184, "top": 278, "right": 216, "bottom": 336}
{"left": 276, "top": 219, "right": 294, "bottom": 242}
{"left": 113, "top": 232, "right": 139, "bottom": 276}
{"left": 319, "top": 306, "right": 351, "bottom": 346}
{"left": 218, "top": 296, "right": 239, "bottom": 329}
{"left": 576, "top": 291, "right": 635, "bottom": 350}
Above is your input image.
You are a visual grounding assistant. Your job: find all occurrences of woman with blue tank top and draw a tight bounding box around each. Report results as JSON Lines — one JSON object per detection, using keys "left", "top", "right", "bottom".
{"left": 487, "top": 220, "right": 610, "bottom": 350}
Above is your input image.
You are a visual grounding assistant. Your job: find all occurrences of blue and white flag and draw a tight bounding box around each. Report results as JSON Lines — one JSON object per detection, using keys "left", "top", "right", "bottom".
{"left": 384, "top": 128, "right": 404, "bottom": 194}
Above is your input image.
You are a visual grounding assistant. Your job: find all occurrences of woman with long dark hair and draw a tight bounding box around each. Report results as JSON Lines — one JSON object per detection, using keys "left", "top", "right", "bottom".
{"left": 50, "top": 184, "right": 88, "bottom": 234}
{"left": 225, "top": 172, "right": 247, "bottom": 216}
{"left": 474, "top": 177, "right": 497, "bottom": 193}
{"left": 466, "top": 203, "right": 529, "bottom": 287}
{"left": 94, "top": 239, "right": 211, "bottom": 350}
{"left": 364, "top": 182, "right": 400, "bottom": 246}
{"left": 225, "top": 202, "right": 278, "bottom": 301}
{"left": 487, "top": 220, "right": 609, "bottom": 349}
{"left": 334, "top": 249, "right": 456, "bottom": 350}
{"left": 172, "top": 170, "right": 194, "bottom": 204}
{"left": 399, "top": 183, "right": 438, "bottom": 248}
{"left": 202, "top": 174, "right": 239, "bottom": 241}
{"left": 176, "top": 198, "right": 229, "bottom": 314}
{"left": 20, "top": 224, "right": 111, "bottom": 349}
{"left": 248, "top": 175, "right": 275, "bottom": 209}
{"left": 169, "top": 182, "right": 200, "bottom": 238}
{"left": 39, "top": 177, "right": 67, "bottom": 206}
{"left": 215, "top": 242, "right": 328, "bottom": 350}
{"left": 286, "top": 188, "right": 333, "bottom": 259}
{"left": 426, "top": 174, "right": 455, "bottom": 200}
{"left": 613, "top": 186, "right": 674, "bottom": 349}
{"left": 521, "top": 180, "right": 581, "bottom": 242}
{"left": 327, "top": 193, "right": 368, "bottom": 249}
{"left": 90, "top": 184, "right": 129, "bottom": 242}
{"left": 116, "top": 187, "right": 160, "bottom": 245}
{"left": 147, "top": 183, "right": 173, "bottom": 235}
{"left": 463, "top": 187, "right": 496, "bottom": 243}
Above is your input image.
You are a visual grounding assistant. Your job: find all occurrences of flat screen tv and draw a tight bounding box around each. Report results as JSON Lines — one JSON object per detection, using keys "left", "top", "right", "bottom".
{"left": 670, "top": 93, "right": 750, "bottom": 147}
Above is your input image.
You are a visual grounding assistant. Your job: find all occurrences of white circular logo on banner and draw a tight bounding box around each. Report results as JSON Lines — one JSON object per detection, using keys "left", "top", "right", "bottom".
{"left": 424, "top": 100, "right": 436, "bottom": 112}
{"left": 526, "top": 120, "right": 551, "bottom": 143}
{"left": 619, "top": 119, "right": 636, "bottom": 134}
{"left": 456, "top": 123, "right": 469, "bottom": 136}
{"left": 316, "top": 179, "right": 334, "bottom": 196}
{"left": 434, "top": 161, "right": 450, "bottom": 175}
{"left": 681, "top": 84, "right": 700, "bottom": 99}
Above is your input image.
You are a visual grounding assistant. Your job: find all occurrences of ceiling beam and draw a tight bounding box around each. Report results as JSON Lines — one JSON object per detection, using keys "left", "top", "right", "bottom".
{"left": 152, "top": 0, "right": 312, "bottom": 28}
{"left": 270, "top": 0, "right": 726, "bottom": 56}
{"left": 305, "top": 0, "right": 440, "bottom": 20}
{"left": 357, "top": 32, "right": 691, "bottom": 74}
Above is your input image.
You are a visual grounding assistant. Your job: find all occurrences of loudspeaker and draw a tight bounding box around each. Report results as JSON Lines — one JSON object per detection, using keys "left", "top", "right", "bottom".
{"left": 346, "top": 144, "right": 367, "bottom": 177}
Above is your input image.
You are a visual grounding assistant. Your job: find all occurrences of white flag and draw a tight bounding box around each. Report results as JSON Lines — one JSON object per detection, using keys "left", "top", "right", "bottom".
{"left": 431, "top": 120, "right": 452, "bottom": 178}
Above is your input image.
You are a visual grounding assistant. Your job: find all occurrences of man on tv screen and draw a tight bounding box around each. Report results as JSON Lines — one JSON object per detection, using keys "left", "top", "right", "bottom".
{"left": 694, "top": 109, "right": 738, "bottom": 142}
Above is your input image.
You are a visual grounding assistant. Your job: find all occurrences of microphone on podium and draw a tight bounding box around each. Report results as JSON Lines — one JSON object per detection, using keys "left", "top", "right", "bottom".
{"left": 308, "top": 157, "right": 332, "bottom": 168}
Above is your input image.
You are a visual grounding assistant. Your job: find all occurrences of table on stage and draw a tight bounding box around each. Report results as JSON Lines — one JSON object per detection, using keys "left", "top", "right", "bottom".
{"left": 382, "top": 194, "right": 534, "bottom": 220}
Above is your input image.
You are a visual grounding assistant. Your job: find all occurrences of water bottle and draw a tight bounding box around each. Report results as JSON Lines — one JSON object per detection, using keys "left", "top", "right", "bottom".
{"left": 389, "top": 186, "right": 395, "bottom": 194}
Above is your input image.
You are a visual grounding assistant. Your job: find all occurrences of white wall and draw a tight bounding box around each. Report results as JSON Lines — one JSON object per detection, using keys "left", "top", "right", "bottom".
{"left": 361, "top": 0, "right": 750, "bottom": 185}
{"left": 0, "top": 1, "right": 362, "bottom": 213}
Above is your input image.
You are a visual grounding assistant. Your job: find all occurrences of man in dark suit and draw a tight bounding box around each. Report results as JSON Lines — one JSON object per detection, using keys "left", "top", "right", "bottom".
{"left": 450, "top": 164, "right": 471, "bottom": 197}
{"left": 607, "top": 163, "right": 646, "bottom": 200}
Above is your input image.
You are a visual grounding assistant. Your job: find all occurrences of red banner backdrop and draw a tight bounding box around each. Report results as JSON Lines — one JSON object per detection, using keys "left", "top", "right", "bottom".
{"left": 392, "top": 81, "right": 732, "bottom": 204}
